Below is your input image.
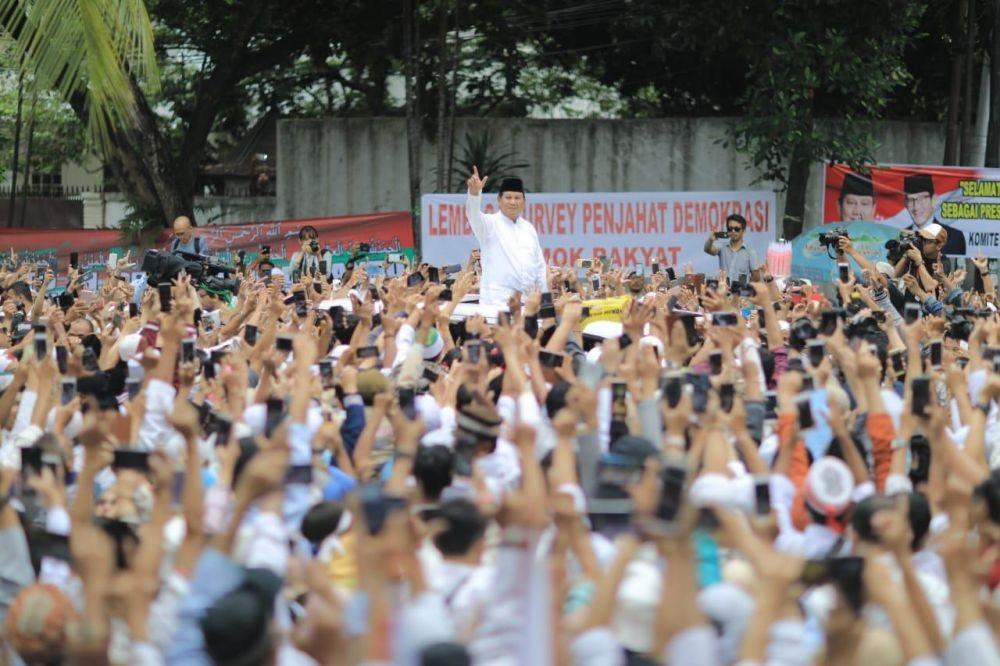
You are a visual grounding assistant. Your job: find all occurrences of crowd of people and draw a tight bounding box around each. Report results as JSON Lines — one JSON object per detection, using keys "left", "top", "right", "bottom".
{"left": 0, "top": 177, "right": 998, "bottom": 666}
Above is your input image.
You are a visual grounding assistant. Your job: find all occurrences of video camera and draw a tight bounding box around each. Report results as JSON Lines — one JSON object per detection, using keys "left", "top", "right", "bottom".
{"left": 140, "top": 250, "right": 240, "bottom": 294}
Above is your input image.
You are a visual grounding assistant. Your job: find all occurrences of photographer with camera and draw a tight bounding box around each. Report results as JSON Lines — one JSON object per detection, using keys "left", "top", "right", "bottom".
{"left": 892, "top": 224, "right": 949, "bottom": 296}
{"left": 289, "top": 225, "right": 331, "bottom": 281}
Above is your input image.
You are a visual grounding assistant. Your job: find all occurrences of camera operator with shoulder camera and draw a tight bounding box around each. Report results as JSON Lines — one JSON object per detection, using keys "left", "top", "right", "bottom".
{"left": 289, "top": 225, "right": 331, "bottom": 281}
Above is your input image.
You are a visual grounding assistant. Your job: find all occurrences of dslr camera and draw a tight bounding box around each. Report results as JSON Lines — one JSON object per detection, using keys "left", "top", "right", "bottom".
{"left": 818, "top": 228, "right": 849, "bottom": 249}
{"left": 884, "top": 231, "right": 917, "bottom": 264}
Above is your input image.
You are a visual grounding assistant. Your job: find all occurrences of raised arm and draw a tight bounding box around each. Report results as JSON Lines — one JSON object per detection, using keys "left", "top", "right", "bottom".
{"left": 466, "top": 166, "right": 489, "bottom": 242}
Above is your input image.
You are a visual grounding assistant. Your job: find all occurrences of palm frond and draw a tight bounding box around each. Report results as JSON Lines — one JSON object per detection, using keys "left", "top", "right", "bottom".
{"left": 0, "top": 0, "right": 159, "bottom": 156}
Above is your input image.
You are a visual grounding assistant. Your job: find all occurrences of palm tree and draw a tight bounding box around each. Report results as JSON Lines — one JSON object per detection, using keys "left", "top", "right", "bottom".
{"left": 0, "top": 0, "right": 159, "bottom": 162}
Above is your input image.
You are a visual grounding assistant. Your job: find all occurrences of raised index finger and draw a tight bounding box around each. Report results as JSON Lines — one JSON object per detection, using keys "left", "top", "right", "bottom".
{"left": 472, "top": 165, "right": 479, "bottom": 178}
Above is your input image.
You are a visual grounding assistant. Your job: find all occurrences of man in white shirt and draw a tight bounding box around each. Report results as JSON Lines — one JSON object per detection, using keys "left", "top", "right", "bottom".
{"left": 465, "top": 167, "right": 547, "bottom": 305}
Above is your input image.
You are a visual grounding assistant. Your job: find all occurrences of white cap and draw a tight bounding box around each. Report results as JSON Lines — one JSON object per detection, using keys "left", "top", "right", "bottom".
{"left": 583, "top": 320, "right": 623, "bottom": 339}
{"left": 805, "top": 456, "right": 854, "bottom": 515}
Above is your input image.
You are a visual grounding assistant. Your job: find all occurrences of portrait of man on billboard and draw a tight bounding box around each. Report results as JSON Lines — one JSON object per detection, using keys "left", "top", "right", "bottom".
{"left": 903, "top": 173, "right": 966, "bottom": 257}
{"left": 837, "top": 171, "right": 876, "bottom": 221}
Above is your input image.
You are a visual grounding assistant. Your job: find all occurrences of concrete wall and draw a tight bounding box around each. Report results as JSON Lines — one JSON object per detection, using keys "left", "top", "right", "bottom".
{"left": 276, "top": 117, "right": 947, "bottom": 231}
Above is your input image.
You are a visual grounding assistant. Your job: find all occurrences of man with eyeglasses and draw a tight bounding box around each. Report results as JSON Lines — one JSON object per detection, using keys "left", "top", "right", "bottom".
{"left": 703, "top": 213, "right": 762, "bottom": 283}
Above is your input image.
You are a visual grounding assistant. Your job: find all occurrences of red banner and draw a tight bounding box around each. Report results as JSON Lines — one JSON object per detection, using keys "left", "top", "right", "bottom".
{"left": 0, "top": 211, "right": 414, "bottom": 271}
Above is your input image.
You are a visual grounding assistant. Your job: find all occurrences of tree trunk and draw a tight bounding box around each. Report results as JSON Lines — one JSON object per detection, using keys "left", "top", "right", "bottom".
{"left": 19, "top": 87, "right": 37, "bottom": 228}
{"left": 8, "top": 69, "right": 24, "bottom": 228}
{"left": 782, "top": 141, "right": 811, "bottom": 240}
{"left": 988, "top": 0, "right": 1000, "bottom": 167}
{"left": 434, "top": 0, "right": 449, "bottom": 192}
{"left": 945, "top": 0, "right": 968, "bottom": 165}
{"left": 961, "top": 0, "right": 978, "bottom": 164}
{"left": 403, "top": 0, "right": 423, "bottom": 255}
{"left": 445, "top": 0, "right": 460, "bottom": 191}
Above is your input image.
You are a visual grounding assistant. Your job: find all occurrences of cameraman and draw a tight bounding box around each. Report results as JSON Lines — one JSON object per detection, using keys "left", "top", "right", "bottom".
{"left": 289, "top": 226, "right": 330, "bottom": 280}
{"left": 892, "top": 224, "right": 949, "bottom": 295}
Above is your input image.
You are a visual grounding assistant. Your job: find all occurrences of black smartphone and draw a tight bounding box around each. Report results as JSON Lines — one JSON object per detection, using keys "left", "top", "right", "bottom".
{"left": 663, "top": 371, "right": 684, "bottom": 408}
{"left": 406, "top": 272, "right": 425, "bottom": 288}
{"left": 357, "top": 345, "right": 379, "bottom": 359}
{"left": 591, "top": 277, "right": 600, "bottom": 291}
{"left": 319, "top": 260, "right": 328, "bottom": 275}
{"left": 261, "top": 245, "right": 271, "bottom": 256}
{"left": 466, "top": 340, "right": 481, "bottom": 364}
{"left": 719, "top": 382, "right": 735, "bottom": 413}
{"left": 276, "top": 334, "right": 293, "bottom": 352}
{"left": 422, "top": 367, "right": 440, "bottom": 383}
{"left": 126, "top": 379, "right": 141, "bottom": 400}
{"left": 203, "top": 358, "right": 216, "bottom": 380}
{"left": 539, "top": 292, "right": 556, "bottom": 319}
{"left": 265, "top": 397, "right": 284, "bottom": 436}
{"left": 796, "top": 393, "right": 814, "bottom": 430}
{"left": 34, "top": 333, "right": 47, "bottom": 359}
{"left": 398, "top": 387, "right": 417, "bottom": 420}
{"left": 285, "top": 465, "right": 313, "bottom": 485}
{"left": 428, "top": 267, "right": 440, "bottom": 283}
{"left": 801, "top": 374, "right": 815, "bottom": 392}
{"left": 709, "top": 350, "right": 723, "bottom": 376}
{"left": 244, "top": 324, "right": 258, "bottom": 346}
{"left": 786, "top": 356, "right": 804, "bottom": 373}
{"left": 69, "top": 252, "right": 79, "bottom": 269}
{"left": 819, "top": 311, "right": 838, "bottom": 336}
{"left": 712, "top": 311, "right": 738, "bottom": 327}
{"left": 754, "top": 476, "right": 771, "bottom": 516}
{"left": 158, "top": 283, "right": 172, "bottom": 313}
{"left": 181, "top": 340, "right": 196, "bottom": 364}
{"left": 654, "top": 464, "right": 687, "bottom": 527}
{"left": 611, "top": 380, "right": 628, "bottom": 422}
{"left": 128, "top": 302, "right": 138, "bottom": 318}
{"left": 319, "top": 360, "right": 334, "bottom": 386}
{"left": 714, "top": 231, "right": 728, "bottom": 239}
{"left": 904, "top": 302, "right": 921, "bottom": 325}
{"left": 60, "top": 377, "right": 77, "bottom": 406}
{"left": 538, "top": 349, "right": 563, "bottom": 368}
{"left": 706, "top": 277, "right": 719, "bottom": 292}
{"left": 113, "top": 449, "right": 150, "bottom": 472}
{"left": 807, "top": 340, "right": 825, "bottom": 367}
{"left": 55, "top": 345, "right": 68, "bottom": 374}
{"left": 911, "top": 375, "right": 931, "bottom": 416}
{"left": 929, "top": 339, "right": 942, "bottom": 368}
{"left": 838, "top": 263, "right": 850, "bottom": 283}
{"left": 651, "top": 262, "right": 660, "bottom": 275}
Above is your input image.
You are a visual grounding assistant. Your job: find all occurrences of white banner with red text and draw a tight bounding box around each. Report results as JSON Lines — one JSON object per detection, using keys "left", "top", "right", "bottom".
{"left": 420, "top": 191, "right": 777, "bottom": 275}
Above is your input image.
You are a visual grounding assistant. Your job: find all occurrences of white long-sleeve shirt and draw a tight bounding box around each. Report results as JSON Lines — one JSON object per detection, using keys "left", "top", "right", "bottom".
{"left": 466, "top": 192, "right": 547, "bottom": 305}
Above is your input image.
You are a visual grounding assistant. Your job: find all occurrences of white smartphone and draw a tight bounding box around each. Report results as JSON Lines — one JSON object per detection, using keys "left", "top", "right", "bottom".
{"left": 107, "top": 252, "right": 118, "bottom": 272}
{"left": 387, "top": 253, "right": 406, "bottom": 263}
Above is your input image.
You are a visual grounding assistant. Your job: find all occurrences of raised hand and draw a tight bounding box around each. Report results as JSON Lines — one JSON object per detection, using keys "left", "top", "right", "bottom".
{"left": 467, "top": 165, "right": 488, "bottom": 196}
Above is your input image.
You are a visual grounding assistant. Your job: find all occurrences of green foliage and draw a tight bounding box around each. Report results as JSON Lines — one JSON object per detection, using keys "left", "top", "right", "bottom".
{"left": 729, "top": 1, "right": 926, "bottom": 188}
{"left": 449, "top": 130, "right": 529, "bottom": 193}
{"left": 0, "top": 69, "right": 86, "bottom": 182}
{"left": 0, "top": 0, "right": 159, "bottom": 159}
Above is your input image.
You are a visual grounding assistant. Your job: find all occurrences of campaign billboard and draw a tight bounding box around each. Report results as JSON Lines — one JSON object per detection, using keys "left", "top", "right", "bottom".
{"left": 421, "top": 191, "right": 777, "bottom": 275}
